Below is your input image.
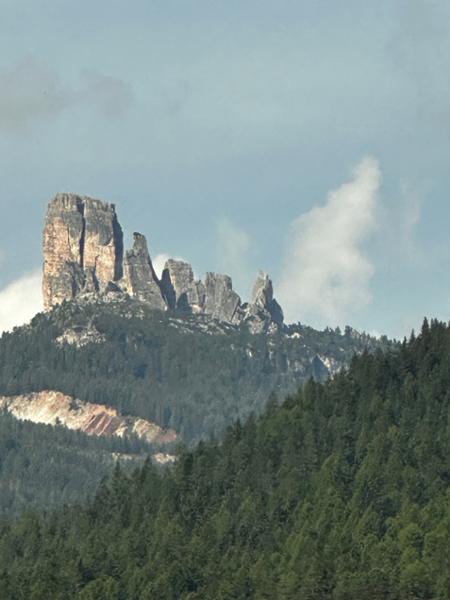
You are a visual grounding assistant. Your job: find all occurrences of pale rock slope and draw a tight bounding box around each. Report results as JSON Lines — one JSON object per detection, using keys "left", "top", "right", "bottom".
{"left": 0, "top": 391, "right": 177, "bottom": 448}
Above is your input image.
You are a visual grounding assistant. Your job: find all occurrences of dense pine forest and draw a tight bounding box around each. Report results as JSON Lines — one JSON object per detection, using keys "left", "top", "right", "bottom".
{"left": 0, "top": 411, "right": 151, "bottom": 516}
{"left": 0, "top": 299, "right": 386, "bottom": 442}
{"left": 0, "top": 318, "right": 448, "bottom": 599}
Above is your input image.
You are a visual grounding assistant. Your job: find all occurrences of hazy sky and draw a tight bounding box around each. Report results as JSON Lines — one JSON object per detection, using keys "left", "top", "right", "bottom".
{"left": 0, "top": 0, "right": 449, "bottom": 338}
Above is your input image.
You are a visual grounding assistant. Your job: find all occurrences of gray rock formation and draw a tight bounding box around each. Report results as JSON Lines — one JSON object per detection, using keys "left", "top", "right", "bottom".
{"left": 55, "top": 261, "right": 86, "bottom": 303}
{"left": 204, "top": 273, "right": 241, "bottom": 323}
{"left": 42, "top": 195, "right": 285, "bottom": 333}
{"left": 123, "top": 233, "right": 166, "bottom": 310}
{"left": 83, "top": 267, "right": 99, "bottom": 294}
{"left": 43, "top": 194, "right": 123, "bottom": 309}
{"left": 161, "top": 259, "right": 205, "bottom": 313}
{"left": 43, "top": 195, "right": 86, "bottom": 309}
{"left": 243, "top": 271, "right": 284, "bottom": 333}
{"left": 83, "top": 198, "right": 124, "bottom": 286}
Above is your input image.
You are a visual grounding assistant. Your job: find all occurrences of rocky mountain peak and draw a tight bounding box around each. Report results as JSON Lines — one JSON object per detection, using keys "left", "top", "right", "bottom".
{"left": 42, "top": 195, "right": 284, "bottom": 332}
{"left": 204, "top": 272, "right": 241, "bottom": 323}
{"left": 248, "top": 271, "right": 284, "bottom": 331}
{"left": 252, "top": 271, "right": 273, "bottom": 307}
{"left": 123, "top": 233, "right": 166, "bottom": 309}
{"left": 43, "top": 194, "right": 123, "bottom": 310}
{"left": 161, "top": 259, "right": 203, "bottom": 313}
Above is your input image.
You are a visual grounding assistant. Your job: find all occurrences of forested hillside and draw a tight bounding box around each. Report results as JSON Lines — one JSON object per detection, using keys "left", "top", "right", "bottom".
{"left": 0, "top": 411, "right": 151, "bottom": 516}
{"left": 0, "top": 318, "right": 448, "bottom": 599}
{"left": 0, "top": 298, "right": 386, "bottom": 442}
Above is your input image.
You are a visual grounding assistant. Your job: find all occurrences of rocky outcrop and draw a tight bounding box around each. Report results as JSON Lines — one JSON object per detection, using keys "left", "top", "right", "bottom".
{"left": 43, "top": 195, "right": 285, "bottom": 332}
{"left": 204, "top": 273, "right": 242, "bottom": 323}
{"left": 52, "top": 261, "right": 86, "bottom": 305}
{"left": 161, "top": 259, "right": 205, "bottom": 313}
{"left": 123, "top": 233, "right": 166, "bottom": 310}
{"left": 83, "top": 267, "right": 99, "bottom": 294}
{"left": 43, "top": 195, "right": 85, "bottom": 309}
{"left": 0, "top": 390, "right": 177, "bottom": 446}
{"left": 160, "top": 265, "right": 284, "bottom": 331}
{"left": 43, "top": 194, "right": 124, "bottom": 310}
{"left": 83, "top": 198, "right": 124, "bottom": 285}
{"left": 243, "top": 271, "right": 284, "bottom": 333}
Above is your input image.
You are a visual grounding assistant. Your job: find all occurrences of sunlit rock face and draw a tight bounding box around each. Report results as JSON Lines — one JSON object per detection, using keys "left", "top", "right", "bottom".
{"left": 43, "top": 194, "right": 123, "bottom": 310}
{"left": 43, "top": 194, "right": 85, "bottom": 309}
{"left": 82, "top": 198, "right": 124, "bottom": 287}
{"left": 42, "top": 194, "right": 285, "bottom": 332}
{"left": 0, "top": 390, "right": 178, "bottom": 445}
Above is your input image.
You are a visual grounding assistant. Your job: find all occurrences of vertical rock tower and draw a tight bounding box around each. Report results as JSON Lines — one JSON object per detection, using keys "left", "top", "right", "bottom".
{"left": 123, "top": 233, "right": 166, "bottom": 309}
{"left": 82, "top": 198, "right": 124, "bottom": 285}
{"left": 42, "top": 193, "right": 284, "bottom": 332}
{"left": 43, "top": 194, "right": 124, "bottom": 310}
{"left": 160, "top": 260, "right": 205, "bottom": 313}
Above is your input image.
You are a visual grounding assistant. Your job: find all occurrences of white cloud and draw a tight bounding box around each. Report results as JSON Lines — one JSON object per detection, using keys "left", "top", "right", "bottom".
{"left": 0, "top": 270, "right": 43, "bottom": 334}
{"left": 278, "top": 157, "right": 381, "bottom": 328}
{"left": 216, "top": 217, "right": 252, "bottom": 297}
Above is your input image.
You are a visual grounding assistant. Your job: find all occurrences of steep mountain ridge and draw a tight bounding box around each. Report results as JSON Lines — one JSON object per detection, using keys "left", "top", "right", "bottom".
{"left": 43, "top": 194, "right": 283, "bottom": 333}
{"left": 0, "top": 195, "right": 389, "bottom": 463}
{"left": 0, "top": 297, "right": 388, "bottom": 443}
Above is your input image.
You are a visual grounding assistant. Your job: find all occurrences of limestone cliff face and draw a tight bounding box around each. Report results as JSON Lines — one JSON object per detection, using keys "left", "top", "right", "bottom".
{"left": 204, "top": 273, "right": 241, "bottom": 323}
{"left": 43, "top": 194, "right": 285, "bottom": 332}
{"left": 244, "top": 271, "right": 285, "bottom": 333}
{"left": 123, "top": 233, "right": 165, "bottom": 309}
{"left": 43, "top": 194, "right": 85, "bottom": 309}
{"left": 43, "top": 194, "right": 123, "bottom": 310}
{"left": 161, "top": 259, "right": 205, "bottom": 313}
{"left": 83, "top": 198, "right": 124, "bottom": 286}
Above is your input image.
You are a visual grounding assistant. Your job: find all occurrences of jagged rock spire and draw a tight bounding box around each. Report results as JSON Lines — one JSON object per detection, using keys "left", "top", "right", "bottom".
{"left": 250, "top": 271, "right": 284, "bottom": 327}
{"left": 160, "top": 259, "right": 205, "bottom": 313}
{"left": 204, "top": 273, "right": 241, "bottom": 323}
{"left": 42, "top": 195, "right": 285, "bottom": 332}
{"left": 123, "top": 233, "right": 165, "bottom": 309}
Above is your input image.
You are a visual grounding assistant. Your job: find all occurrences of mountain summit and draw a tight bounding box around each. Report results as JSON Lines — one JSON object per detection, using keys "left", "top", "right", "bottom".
{"left": 43, "top": 194, "right": 283, "bottom": 333}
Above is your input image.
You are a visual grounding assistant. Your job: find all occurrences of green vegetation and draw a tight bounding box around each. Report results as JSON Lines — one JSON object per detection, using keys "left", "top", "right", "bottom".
{"left": 0, "top": 318, "right": 448, "bottom": 598}
{"left": 0, "top": 300, "right": 386, "bottom": 443}
{"left": 0, "top": 411, "right": 151, "bottom": 516}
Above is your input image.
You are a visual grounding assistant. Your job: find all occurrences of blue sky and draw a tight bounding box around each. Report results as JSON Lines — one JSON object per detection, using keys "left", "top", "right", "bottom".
{"left": 0, "top": 0, "right": 449, "bottom": 338}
